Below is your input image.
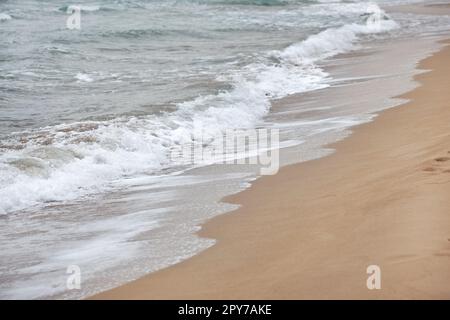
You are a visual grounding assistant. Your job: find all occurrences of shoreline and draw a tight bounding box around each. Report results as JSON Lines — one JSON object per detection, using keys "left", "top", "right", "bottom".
{"left": 88, "top": 4, "right": 450, "bottom": 299}
{"left": 93, "top": 38, "right": 450, "bottom": 299}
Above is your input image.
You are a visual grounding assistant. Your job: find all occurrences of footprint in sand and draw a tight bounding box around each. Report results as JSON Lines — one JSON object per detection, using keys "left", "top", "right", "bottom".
{"left": 422, "top": 154, "right": 450, "bottom": 173}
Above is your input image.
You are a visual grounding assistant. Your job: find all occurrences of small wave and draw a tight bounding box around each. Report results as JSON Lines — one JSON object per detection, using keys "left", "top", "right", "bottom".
{"left": 0, "top": 13, "right": 12, "bottom": 21}
{"left": 272, "top": 8, "right": 399, "bottom": 64}
{"left": 75, "top": 73, "right": 94, "bottom": 83}
{"left": 100, "top": 28, "right": 212, "bottom": 40}
{"left": 43, "top": 46, "right": 72, "bottom": 55}
{"left": 101, "top": 29, "right": 166, "bottom": 39}
{"left": 59, "top": 5, "right": 102, "bottom": 13}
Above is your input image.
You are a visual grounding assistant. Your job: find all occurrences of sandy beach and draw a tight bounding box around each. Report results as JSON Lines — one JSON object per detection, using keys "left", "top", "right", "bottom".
{"left": 93, "top": 34, "right": 450, "bottom": 300}
{"left": 81, "top": 2, "right": 450, "bottom": 299}
{"left": 3, "top": 0, "right": 450, "bottom": 301}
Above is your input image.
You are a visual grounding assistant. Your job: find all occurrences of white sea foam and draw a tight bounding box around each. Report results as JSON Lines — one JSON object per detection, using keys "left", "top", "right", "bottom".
{"left": 67, "top": 5, "right": 101, "bottom": 12}
{"left": 0, "top": 13, "right": 12, "bottom": 21}
{"left": 0, "top": 4, "right": 399, "bottom": 214}
{"left": 75, "top": 73, "right": 94, "bottom": 82}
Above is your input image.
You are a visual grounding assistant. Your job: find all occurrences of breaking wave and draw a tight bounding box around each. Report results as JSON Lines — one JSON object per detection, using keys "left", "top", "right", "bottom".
{"left": 0, "top": 4, "right": 399, "bottom": 214}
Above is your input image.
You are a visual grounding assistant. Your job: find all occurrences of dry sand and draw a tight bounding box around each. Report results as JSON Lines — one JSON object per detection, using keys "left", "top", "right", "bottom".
{"left": 92, "top": 38, "right": 450, "bottom": 300}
